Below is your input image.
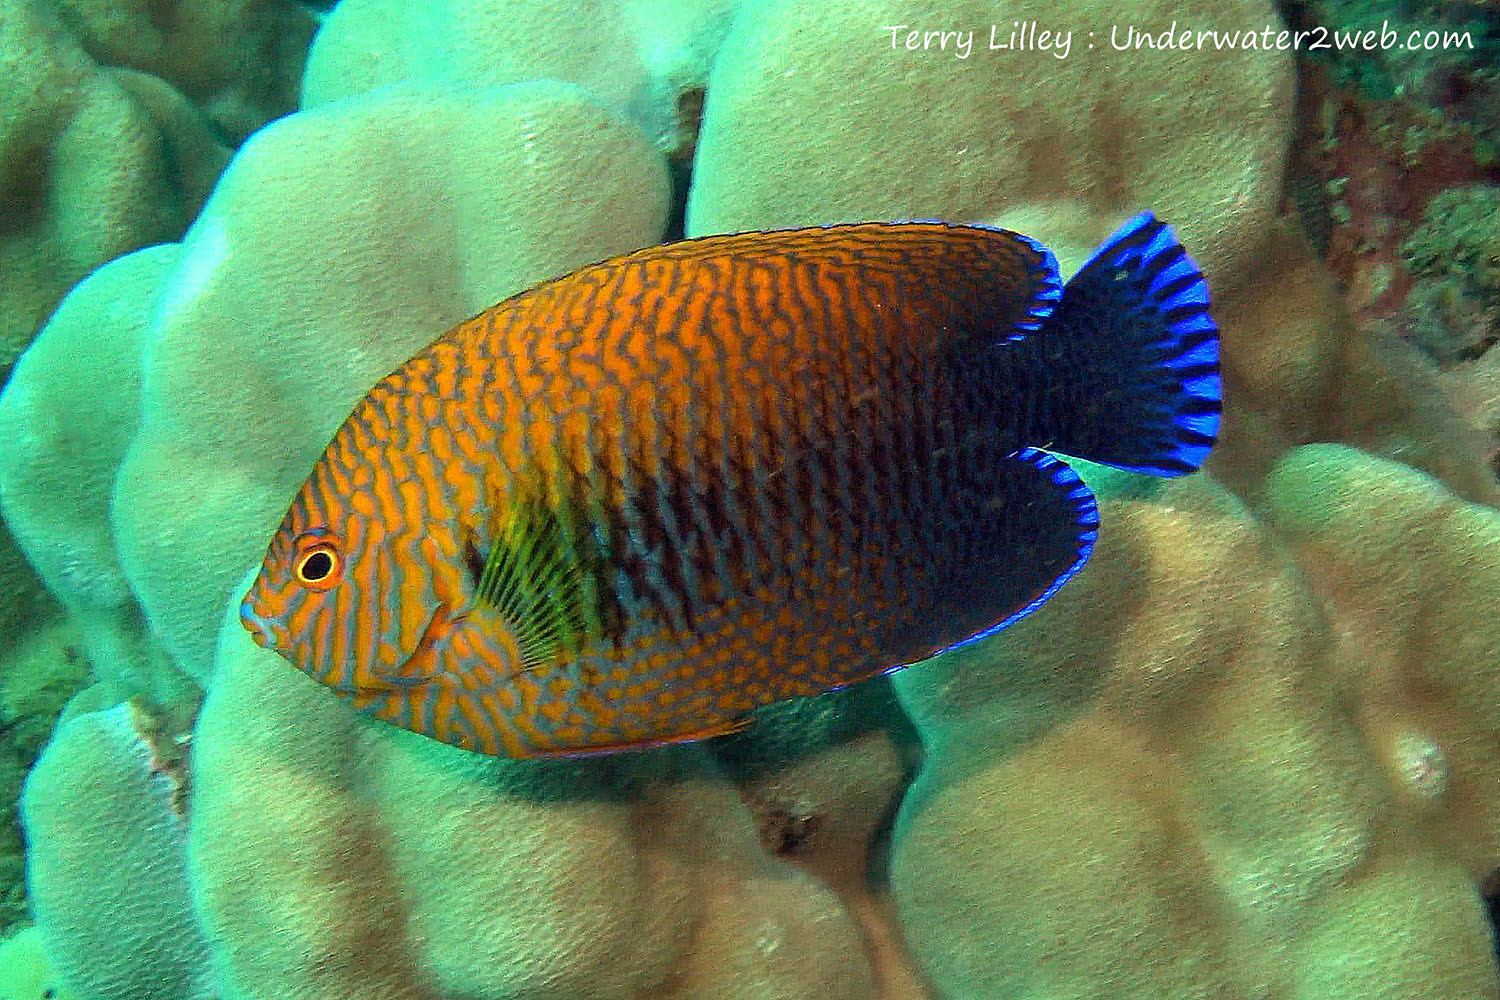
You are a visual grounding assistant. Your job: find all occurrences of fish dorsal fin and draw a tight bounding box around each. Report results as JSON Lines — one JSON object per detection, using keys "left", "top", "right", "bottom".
{"left": 619, "top": 221, "right": 1065, "bottom": 345}
{"left": 846, "top": 220, "right": 1064, "bottom": 343}
{"left": 471, "top": 493, "right": 607, "bottom": 671}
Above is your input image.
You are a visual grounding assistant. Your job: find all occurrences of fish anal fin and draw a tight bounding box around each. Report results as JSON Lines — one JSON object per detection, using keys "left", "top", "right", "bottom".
{"left": 522, "top": 715, "right": 753, "bottom": 759}
{"left": 920, "top": 448, "right": 1099, "bottom": 659}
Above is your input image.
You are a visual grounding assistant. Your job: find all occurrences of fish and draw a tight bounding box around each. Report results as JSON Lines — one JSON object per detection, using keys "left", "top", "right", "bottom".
{"left": 240, "top": 211, "right": 1220, "bottom": 758}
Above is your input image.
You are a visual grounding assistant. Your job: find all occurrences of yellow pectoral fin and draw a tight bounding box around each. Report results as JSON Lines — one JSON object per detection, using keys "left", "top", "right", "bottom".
{"left": 522, "top": 715, "right": 754, "bottom": 759}
{"left": 456, "top": 602, "right": 561, "bottom": 683}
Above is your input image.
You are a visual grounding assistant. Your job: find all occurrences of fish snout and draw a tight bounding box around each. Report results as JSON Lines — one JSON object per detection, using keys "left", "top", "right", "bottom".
{"left": 239, "top": 598, "right": 279, "bottom": 650}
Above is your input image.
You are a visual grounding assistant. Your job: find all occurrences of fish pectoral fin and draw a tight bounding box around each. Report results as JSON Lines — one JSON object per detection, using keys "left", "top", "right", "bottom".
{"left": 522, "top": 715, "right": 754, "bottom": 759}
{"left": 474, "top": 493, "right": 610, "bottom": 669}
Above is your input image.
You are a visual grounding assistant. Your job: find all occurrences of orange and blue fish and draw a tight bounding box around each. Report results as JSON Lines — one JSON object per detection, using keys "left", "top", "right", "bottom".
{"left": 240, "top": 212, "right": 1219, "bottom": 757}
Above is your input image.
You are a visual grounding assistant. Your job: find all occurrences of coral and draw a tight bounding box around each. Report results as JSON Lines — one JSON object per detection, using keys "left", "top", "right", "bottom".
{"left": 685, "top": 0, "right": 1293, "bottom": 289}
{"left": 0, "top": 619, "right": 90, "bottom": 935}
{"left": 1209, "top": 218, "right": 1500, "bottom": 506}
{"left": 716, "top": 690, "right": 931, "bottom": 998}
{"left": 0, "top": 0, "right": 233, "bottom": 373}
{"left": 1400, "top": 183, "right": 1500, "bottom": 364}
{"left": 49, "top": 0, "right": 317, "bottom": 143}
{"left": 0, "top": 245, "right": 196, "bottom": 708}
{"left": 301, "top": 0, "right": 733, "bottom": 156}
{"left": 1445, "top": 345, "right": 1500, "bottom": 479}
{"left": 0, "top": 925, "right": 82, "bottom": 1000}
{"left": 1286, "top": 0, "right": 1500, "bottom": 150}
{"left": 20, "top": 700, "right": 211, "bottom": 1000}
{"left": 1403, "top": 184, "right": 1500, "bottom": 301}
{"left": 1282, "top": 58, "right": 1497, "bottom": 323}
{"left": 0, "top": 0, "right": 258, "bottom": 679}
{"left": 0, "top": 534, "right": 51, "bottom": 670}
{"left": 1281, "top": 60, "right": 1500, "bottom": 482}
{"left": 0, "top": 617, "right": 81, "bottom": 758}
{"left": 890, "top": 446, "right": 1500, "bottom": 999}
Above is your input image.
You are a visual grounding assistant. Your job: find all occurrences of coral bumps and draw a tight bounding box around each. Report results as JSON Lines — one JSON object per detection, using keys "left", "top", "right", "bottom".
{"left": 1, "top": 0, "right": 1499, "bottom": 997}
{"left": 892, "top": 447, "right": 1500, "bottom": 999}
{"left": 0, "top": 0, "right": 313, "bottom": 371}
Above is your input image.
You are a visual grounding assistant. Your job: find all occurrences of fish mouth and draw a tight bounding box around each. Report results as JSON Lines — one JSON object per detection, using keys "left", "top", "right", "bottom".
{"left": 239, "top": 599, "right": 279, "bottom": 651}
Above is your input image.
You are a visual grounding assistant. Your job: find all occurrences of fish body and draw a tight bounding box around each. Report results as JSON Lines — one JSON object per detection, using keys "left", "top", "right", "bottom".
{"left": 241, "top": 214, "right": 1219, "bottom": 757}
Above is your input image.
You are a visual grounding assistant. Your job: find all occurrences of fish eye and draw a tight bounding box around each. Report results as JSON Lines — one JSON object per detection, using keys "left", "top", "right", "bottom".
{"left": 294, "top": 543, "right": 342, "bottom": 589}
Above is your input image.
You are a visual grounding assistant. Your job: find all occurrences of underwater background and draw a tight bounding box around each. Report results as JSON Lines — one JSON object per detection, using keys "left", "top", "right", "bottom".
{"left": 0, "top": 0, "right": 1499, "bottom": 997}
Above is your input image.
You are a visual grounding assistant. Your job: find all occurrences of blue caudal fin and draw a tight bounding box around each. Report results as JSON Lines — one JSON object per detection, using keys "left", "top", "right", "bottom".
{"left": 1029, "top": 212, "right": 1221, "bottom": 477}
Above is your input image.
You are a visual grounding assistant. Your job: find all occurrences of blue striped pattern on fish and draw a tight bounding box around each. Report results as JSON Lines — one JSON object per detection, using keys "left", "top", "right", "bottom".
{"left": 240, "top": 213, "right": 1219, "bottom": 757}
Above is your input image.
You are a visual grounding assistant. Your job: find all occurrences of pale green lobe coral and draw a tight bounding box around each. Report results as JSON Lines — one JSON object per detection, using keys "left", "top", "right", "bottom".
{"left": 0, "top": 246, "right": 194, "bottom": 707}
{"left": 1289, "top": 860, "right": 1497, "bottom": 1000}
{"left": 0, "top": 247, "right": 166, "bottom": 612}
{"left": 685, "top": 0, "right": 1293, "bottom": 290}
{"left": 301, "top": 0, "right": 734, "bottom": 154}
{"left": 0, "top": 0, "right": 237, "bottom": 370}
{"left": 0, "top": 0, "right": 236, "bottom": 683}
{"left": 20, "top": 702, "right": 211, "bottom": 1000}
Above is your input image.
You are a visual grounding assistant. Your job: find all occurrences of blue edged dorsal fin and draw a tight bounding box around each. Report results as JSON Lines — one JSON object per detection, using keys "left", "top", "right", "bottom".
{"left": 1003, "top": 230, "right": 1066, "bottom": 338}
{"left": 887, "top": 217, "right": 1065, "bottom": 340}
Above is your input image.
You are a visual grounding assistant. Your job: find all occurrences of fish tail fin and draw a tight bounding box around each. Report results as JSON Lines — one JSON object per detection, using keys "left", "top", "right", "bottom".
{"left": 1026, "top": 212, "right": 1221, "bottom": 477}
